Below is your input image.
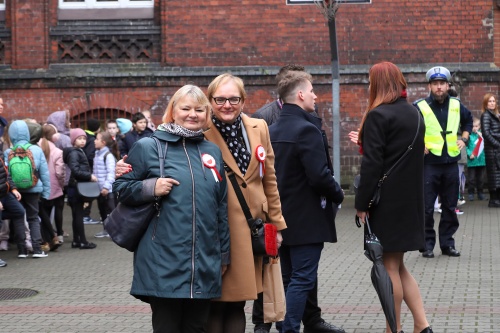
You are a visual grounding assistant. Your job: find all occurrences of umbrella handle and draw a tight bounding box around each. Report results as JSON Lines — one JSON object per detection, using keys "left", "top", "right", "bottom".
{"left": 365, "top": 216, "right": 372, "bottom": 235}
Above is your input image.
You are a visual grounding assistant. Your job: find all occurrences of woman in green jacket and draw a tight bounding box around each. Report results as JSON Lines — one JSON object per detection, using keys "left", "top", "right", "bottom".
{"left": 114, "top": 85, "right": 230, "bottom": 333}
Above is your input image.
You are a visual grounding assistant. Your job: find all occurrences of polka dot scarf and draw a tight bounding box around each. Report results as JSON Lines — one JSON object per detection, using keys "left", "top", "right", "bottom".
{"left": 212, "top": 114, "right": 251, "bottom": 175}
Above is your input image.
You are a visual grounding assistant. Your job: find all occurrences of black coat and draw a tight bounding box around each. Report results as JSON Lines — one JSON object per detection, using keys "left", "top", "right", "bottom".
{"left": 269, "top": 104, "right": 344, "bottom": 246}
{"left": 119, "top": 128, "right": 154, "bottom": 157}
{"left": 481, "top": 110, "right": 500, "bottom": 190}
{"left": 62, "top": 147, "right": 92, "bottom": 187}
{"left": 0, "top": 148, "right": 16, "bottom": 199}
{"left": 355, "top": 98, "right": 425, "bottom": 252}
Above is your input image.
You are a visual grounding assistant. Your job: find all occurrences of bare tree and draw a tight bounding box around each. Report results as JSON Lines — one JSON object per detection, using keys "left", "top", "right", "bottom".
{"left": 315, "top": 0, "right": 341, "bottom": 184}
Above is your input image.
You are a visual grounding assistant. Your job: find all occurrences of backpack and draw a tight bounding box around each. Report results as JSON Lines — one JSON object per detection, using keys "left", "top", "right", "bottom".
{"left": 8, "top": 143, "right": 38, "bottom": 189}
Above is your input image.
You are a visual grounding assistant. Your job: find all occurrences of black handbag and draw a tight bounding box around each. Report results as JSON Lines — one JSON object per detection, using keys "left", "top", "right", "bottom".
{"left": 354, "top": 111, "right": 420, "bottom": 208}
{"left": 76, "top": 182, "right": 100, "bottom": 200}
{"left": 104, "top": 137, "right": 168, "bottom": 252}
{"left": 226, "top": 166, "right": 278, "bottom": 257}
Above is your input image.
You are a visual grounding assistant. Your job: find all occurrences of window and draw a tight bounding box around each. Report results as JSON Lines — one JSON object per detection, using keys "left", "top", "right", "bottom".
{"left": 287, "top": 0, "right": 370, "bottom": 4}
{"left": 59, "top": 0, "right": 153, "bottom": 9}
{"left": 58, "top": 0, "right": 154, "bottom": 20}
{"left": 0, "top": 0, "right": 5, "bottom": 11}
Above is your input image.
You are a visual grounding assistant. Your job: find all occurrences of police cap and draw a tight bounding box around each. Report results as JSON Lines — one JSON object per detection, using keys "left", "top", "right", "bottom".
{"left": 426, "top": 66, "right": 451, "bottom": 82}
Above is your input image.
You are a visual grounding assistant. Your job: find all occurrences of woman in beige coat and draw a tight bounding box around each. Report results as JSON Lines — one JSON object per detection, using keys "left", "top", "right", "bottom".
{"left": 115, "top": 74, "right": 286, "bottom": 332}
{"left": 204, "top": 73, "right": 286, "bottom": 333}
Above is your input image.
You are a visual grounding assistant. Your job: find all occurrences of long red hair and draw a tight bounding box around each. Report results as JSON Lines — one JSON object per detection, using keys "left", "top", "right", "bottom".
{"left": 358, "top": 62, "right": 407, "bottom": 143}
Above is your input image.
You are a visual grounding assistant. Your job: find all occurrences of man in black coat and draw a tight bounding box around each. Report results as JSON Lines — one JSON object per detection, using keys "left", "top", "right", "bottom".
{"left": 269, "top": 71, "right": 344, "bottom": 333}
{"left": 252, "top": 66, "right": 344, "bottom": 333}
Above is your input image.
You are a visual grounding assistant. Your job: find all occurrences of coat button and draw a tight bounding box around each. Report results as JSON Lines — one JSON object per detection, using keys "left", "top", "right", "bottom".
{"left": 241, "top": 182, "right": 247, "bottom": 188}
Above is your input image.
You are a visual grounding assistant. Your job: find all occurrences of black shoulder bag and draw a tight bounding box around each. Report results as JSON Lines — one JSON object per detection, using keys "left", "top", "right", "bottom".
{"left": 104, "top": 137, "right": 168, "bottom": 252}
{"left": 354, "top": 112, "right": 421, "bottom": 209}
{"left": 225, "top": 165, "right": 278, "bottom": 257}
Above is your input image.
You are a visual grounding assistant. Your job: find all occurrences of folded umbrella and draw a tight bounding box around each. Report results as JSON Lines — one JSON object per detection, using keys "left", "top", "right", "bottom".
{"left": 356, "top": 216, "right": 397, "bottom": 333}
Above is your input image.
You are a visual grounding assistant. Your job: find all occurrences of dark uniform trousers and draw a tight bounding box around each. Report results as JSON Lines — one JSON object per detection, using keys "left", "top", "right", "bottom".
{"left": 424, "top": 163, "right": 460, "bottom": 251}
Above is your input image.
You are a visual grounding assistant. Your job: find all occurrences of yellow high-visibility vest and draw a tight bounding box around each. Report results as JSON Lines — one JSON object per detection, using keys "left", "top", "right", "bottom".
{"left": 417, "top": 98, "right": 460, "bottom": 157}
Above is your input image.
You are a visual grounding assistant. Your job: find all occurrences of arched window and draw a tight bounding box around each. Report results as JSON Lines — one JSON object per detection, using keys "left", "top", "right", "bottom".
{"left": 71, "top": 108, "right": 131, "bottom": 130}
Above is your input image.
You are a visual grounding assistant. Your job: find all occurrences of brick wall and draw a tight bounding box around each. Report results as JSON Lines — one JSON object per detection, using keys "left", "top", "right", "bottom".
{"left": 0, "top": 0, "right": 499, "bottom": 187}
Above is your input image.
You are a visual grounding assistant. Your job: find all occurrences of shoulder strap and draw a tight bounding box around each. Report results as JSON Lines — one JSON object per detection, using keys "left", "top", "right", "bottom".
{"left": 224, "top": 163, "right": 255, "bottom": 229}
{"left": 152, "top": 137, "right": 168, "bottom": 178}
{"left": 378, "top": 109, "right": 421, "bottom": 184}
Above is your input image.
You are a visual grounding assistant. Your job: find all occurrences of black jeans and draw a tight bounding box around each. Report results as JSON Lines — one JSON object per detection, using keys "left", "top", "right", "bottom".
{"left": 0, "top": 192, "right": 26, "bottom": 250}
{"left": 467, "top": 166, "right": 485, "bottom": 195}
{"left": 149, "top": 297, "right": 211, "bottom": 333}
{"left": 97, "top": 193, "right": 115, "bottom": 221}
{"left": 40, "top": 195, "right": 65, "bottom": 236}
{"left": 67, "top": 187, "right": 88, "bottom": 244}
{"left": 252, "top": 280, "right": 322, "bottom": 331}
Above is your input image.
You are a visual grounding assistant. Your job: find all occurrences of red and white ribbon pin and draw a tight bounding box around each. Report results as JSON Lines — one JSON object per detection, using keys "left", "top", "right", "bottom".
{"left": 202, "top": 154, "right": 222, "bottom": 182}
{"left": 255, "top": 145, "right": 266, "bottom": 178}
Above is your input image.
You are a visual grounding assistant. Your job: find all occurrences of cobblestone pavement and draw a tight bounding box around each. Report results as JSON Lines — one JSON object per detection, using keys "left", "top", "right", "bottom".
{"left": 0, "top": 196, "right": 498, "bottom": 332}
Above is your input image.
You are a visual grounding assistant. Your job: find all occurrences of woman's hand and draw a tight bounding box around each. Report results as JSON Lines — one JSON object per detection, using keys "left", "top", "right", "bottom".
{"left": 276, "top": 230, "right": 283, "bottom": 249}
{"left": 115, "top": 156, "right": 132, "bottom": 178}
{"left": 356, "top": 210, "right": 368, "bottom": 224}
{"left": 348, "top": 131, "right": 359, "bottom": 144}
{"left": 154, "top": 177, "right": 180, "bottom": 196}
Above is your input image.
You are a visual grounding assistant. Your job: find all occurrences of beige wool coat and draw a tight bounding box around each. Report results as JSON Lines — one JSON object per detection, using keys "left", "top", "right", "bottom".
{"left": 204, "top": 114, "right": 287, "bottom": 302}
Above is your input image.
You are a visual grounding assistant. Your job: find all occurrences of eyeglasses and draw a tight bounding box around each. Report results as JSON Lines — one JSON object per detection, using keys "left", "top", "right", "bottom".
{"left": 213, "top": 97, "right": 242, "bottom": 105}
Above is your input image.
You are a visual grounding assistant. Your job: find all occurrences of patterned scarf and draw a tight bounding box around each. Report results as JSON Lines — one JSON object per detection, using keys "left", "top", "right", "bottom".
{"left": 157, "top": 123, "right": 204, "bottom": 139}
{"left": 211, "top": 114, "right": 251, "bottom": 175}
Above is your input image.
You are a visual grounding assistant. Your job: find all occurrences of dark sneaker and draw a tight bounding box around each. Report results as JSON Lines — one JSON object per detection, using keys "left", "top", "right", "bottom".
{"left": 18, "top": 250, "right": 28, "bottom": 258}
{"left": 303, "top": 320, "right": 346, "bottom": 333}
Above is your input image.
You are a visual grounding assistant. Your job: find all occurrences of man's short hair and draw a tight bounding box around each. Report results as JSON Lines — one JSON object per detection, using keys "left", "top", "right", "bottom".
{"left": 277, "top": 71, "right": 313, "bottom": 103}
{"left": 275, "top": 64, "right": 306, "bottom": 84}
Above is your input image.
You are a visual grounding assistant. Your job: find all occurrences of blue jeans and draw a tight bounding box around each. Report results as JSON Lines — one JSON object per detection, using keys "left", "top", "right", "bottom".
{"left": 279, "top": 243, "right": 324, "bottom": 333}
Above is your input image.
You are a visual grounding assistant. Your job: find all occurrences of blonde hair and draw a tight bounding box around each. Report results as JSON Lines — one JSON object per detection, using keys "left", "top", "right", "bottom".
{"left": 206, "top": 73, "right": 247, "bottom": 103}
{"left": 162, "top": 85, "right": 210, "bottom": 125}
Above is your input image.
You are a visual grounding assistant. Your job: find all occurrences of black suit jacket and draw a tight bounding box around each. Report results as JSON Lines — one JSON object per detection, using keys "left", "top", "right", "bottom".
{"left": 269, "top": 103, "right": 343, "bottom": 246}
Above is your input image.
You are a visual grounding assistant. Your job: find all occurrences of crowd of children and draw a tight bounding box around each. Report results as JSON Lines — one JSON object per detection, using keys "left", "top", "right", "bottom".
{"left": 0, "top": 105, "right": 155, "bottom": 266}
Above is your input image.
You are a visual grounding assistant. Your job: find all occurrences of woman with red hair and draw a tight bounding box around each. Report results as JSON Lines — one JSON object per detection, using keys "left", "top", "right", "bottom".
{"left": 355, "top": 62, "right": 433, "bottom": 333}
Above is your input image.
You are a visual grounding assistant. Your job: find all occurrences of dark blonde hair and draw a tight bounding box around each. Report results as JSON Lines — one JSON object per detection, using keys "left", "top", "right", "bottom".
{"left": 482, "top": 93, "right": 498, "bottom": 115}
{"left": 359, "top": 62, "right": 407, "bottom": 143}
{"left": 277, "top": 71, "right": 313, "bottom": 103}
{"left": 97, "top": 131, "right": 120, "bottom": 160}
{"left": 40, "top": 124, "right": 58, "bottom": 162}
{"left": 162, "top": 85, "right": 210, "bottom": 125}
{"left": 206, "top": 73, "right": 247, "bottom": 103}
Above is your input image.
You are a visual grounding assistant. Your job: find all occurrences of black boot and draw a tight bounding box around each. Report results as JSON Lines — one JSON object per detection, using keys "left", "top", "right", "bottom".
{"left": 488, "top": 190, "right": 500, "bottom": 207}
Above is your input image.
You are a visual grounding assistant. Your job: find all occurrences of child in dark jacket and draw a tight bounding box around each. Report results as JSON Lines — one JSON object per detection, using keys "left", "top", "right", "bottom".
{"left": 63, "top": 128, "right": 97, "bottom": 249}
{"left": 119, "top": 112, "right": 153, "bottom": 157}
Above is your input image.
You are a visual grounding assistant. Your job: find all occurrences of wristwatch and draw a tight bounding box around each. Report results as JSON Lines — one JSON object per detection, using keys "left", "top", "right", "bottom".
{"left": 461, "top": 137, "right": 468, "bottom": 143}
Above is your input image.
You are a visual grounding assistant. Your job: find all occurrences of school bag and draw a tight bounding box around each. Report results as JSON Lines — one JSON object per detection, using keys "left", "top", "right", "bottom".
{"left": 8, "top": 143, "right": 38, "bottom": 189}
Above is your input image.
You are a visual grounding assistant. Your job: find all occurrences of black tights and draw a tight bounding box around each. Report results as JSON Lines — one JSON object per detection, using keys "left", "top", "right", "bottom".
{"left": 206, "top": 301, "right": 246, "bottom": 333}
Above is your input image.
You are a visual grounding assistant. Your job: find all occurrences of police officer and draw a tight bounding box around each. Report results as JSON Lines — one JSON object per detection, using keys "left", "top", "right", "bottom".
{"left": 414, "top": 66, "right": 473, "bottom": 258}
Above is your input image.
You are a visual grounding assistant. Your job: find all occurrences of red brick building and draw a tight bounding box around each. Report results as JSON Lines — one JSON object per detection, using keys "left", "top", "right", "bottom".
{"left": 0, "top": 0, "right": 499, "bottom": 186}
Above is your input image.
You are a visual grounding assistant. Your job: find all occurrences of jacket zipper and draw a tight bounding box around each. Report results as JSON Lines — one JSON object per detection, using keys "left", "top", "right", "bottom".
{"left": 183, "top": 138, "right": 197, "bottom": 299}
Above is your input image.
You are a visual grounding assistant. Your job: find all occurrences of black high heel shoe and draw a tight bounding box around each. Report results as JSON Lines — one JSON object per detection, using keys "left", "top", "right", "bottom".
{"left": 420, "top": 327, "right": 433, "bottom": 333}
